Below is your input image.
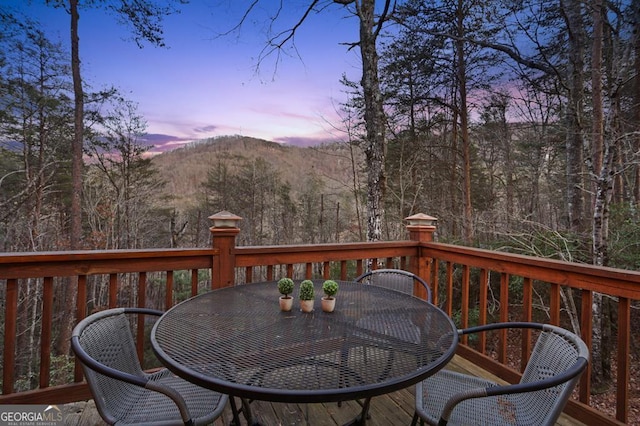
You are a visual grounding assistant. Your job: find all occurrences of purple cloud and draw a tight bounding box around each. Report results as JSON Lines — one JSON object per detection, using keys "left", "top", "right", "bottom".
{"left": 141, "top": 133, "right": 193, "bottom": 153}
{"left": 194, "top": 125, "right": 218, "bottom": 133}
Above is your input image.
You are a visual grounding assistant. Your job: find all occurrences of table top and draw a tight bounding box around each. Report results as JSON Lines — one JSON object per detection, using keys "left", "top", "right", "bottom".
{"left": 151, "top": 280, "right": 458, "bottom": 403}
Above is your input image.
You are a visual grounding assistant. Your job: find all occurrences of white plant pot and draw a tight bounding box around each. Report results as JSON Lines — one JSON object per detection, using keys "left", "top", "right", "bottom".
{"left": 300, "top": 300, "right": 314, "bottom": 313}
{"left": 321, "top": 297, "right": 336, "bottom": 313}
{"left": 279, "top": 296, "right": 293, "bottom": 312}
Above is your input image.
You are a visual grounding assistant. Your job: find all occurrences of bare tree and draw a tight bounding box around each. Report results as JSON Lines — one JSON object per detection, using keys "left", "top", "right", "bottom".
{"left": 230, "top": 0, "right": 394, "bottom": 241}
{"left": 589, "top": 0, "right": 607, "bottom": 392}
{"left": 44, "top": 0, "right": 186, "bottom": 355}
{"left": 86, "top": 97, "right": 165, "bottom": 249}
{"left": 562, "top": 0, "right": 588, "bottom": 233}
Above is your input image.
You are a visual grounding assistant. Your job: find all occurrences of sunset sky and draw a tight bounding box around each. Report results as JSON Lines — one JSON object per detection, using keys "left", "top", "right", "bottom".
{"left": 7, "top": 1, "right": 363, "bottom": 150}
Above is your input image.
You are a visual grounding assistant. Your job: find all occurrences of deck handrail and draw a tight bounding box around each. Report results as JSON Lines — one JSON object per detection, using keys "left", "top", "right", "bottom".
{"left": 0, "top": 216, "right": 636, "bottom": 425}
{"left": 423, "top": 241, "right": 637, "bottom": 426}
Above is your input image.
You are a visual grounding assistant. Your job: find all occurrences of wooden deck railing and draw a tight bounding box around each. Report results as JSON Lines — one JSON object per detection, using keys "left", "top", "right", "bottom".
{"left": 0, "top": 215, "right": 637, "bottom": 425}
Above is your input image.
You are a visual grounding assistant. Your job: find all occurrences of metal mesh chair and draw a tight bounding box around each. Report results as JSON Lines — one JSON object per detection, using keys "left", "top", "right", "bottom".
{"left": 348, "top": 269, "right": 432, "bottom": 419}
{"left": 355, "top": 268, "right": 432, "bottom": 301}
{"left": 412, "top": 322, "right": 589, "bottom": 426}
{"left": 71, "top": 308, "right": 230, "bottom": 426}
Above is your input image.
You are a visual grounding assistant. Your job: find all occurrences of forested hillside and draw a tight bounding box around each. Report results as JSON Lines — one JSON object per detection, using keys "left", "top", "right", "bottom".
{"left": 151, "top": 135, "right": 366, "bottom": 247}
{"left": 152, "top": 136, "right": 358, "bottom": 211}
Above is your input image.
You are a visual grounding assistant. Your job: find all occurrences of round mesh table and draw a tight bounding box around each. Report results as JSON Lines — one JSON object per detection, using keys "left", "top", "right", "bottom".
{"left": 151, "top": 280, "right": 457, "bottom": 423}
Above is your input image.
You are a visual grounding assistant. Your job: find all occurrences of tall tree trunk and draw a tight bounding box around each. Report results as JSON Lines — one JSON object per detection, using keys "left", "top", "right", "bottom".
{"left": 55, "top": 0, "right": 82, "bottom": 356}
{"left": 591, "top": 132, "right": 616, "bottom": 391}
{"left": 563, "top": 0, "right": 586, "bottom": 233}
{"left": 591, "top": 0, "right": 614, "bottom": 392}
{"left": 357, "top": 0, "right": 386, "bottom": 242}
{"left": 456, "top": 0, "right": 473, "bottom": 244}
{"left": 634, "top": 0, "right": 640, "bottom": 207}
{"left": 591, "top": 0, "right": 603, "bottom": 181}
{"left": 349, "top": 133, "right": 365, "bottom": 241}
{"left": 70, "top": 0, "right": 83, "bottom": 248}
{"left": 590, "top": 0, "right": 606, "bottom": 391}
{"left": 450, "top": 107, "right": 459, "bottom": 237}
{"left": 503, "top": 108, "right": 513, "bottom": 225}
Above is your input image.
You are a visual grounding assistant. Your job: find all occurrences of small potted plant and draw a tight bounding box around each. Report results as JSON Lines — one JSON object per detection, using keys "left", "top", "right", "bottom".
{"left": 299, "top": 279, "right": 315, "bottom": 313}
{"left": 277, "top": 277, "right": 295, "bottom": 312}
{"left": 321, "top": 280, "right": 339, "bottom": 312}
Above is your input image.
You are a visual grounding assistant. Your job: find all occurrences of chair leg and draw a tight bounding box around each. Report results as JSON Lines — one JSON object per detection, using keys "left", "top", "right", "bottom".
{"left": 359, "top": 397, "right": 372, "bottom": 423}
{"left": 343, "top": 397, "right": 372, "bottom": 425}
{"left": 229, "top": 397, "right": 255, "bottom": 425}
{"left": 241, "top": 398, "right": 254, "bottom": 425}
{"left": 229, "top": 397, "right": 242, "bottom": 426}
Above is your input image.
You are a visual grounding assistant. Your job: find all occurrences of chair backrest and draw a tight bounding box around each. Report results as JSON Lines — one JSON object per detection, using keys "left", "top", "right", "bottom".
{"left": 355, "top": 268, "right": 432, "bottom": 301}
{"left": 519, "top": 324, "right": 589, "bottom": 424}
{"left": 72, "top": 309, "right": 148, "bottom": 424}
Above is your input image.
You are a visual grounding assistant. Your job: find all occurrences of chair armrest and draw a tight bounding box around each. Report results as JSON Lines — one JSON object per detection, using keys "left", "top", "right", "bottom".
{"left": 458, "top": 321, "right": 544, "bottom": 335}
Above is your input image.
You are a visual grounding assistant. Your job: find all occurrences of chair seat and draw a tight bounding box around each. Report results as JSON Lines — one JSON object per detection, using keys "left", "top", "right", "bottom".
{"left": 417, "top": 370, "right": 531, "bottom": 425}
{"left": 96, "top": 369, "right": 227, "bottom": 426}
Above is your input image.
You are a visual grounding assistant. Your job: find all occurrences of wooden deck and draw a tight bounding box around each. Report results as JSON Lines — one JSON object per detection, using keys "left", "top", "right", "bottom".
{"left": 63, "top": 355, "right": 586, "bottom": 425}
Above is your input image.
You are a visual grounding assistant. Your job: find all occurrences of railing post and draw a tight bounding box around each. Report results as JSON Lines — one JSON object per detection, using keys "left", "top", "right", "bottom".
{"left": 209, "top": 211, "right": 242, "bottom": 289}
{"left": 406, "top": 214, "right": 437, "bottom": 301}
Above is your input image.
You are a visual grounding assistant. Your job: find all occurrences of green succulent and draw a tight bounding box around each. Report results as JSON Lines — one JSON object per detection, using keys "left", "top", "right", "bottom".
{"left": 322, "top": 280, "right": 339, "bottom": 299}
{"left": 277, "top": 277, "right": 294, "bottom": 297}
{"left": 299, "top": 279, "right": 315, "bottom": 301}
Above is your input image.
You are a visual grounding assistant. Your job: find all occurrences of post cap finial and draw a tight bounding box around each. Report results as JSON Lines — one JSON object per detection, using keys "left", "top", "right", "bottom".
{"left": 405, "top": 213, "right": 437, "bottom": 226}
{"left": 209, "top": 211, "right": 242, "bottom": 228}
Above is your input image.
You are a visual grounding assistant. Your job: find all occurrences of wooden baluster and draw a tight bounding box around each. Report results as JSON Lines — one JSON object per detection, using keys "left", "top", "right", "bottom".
{"left": 498, "top": 273, "right": 509, "bottom": 364}
{"left": 138, "top": 272, "right": 147, "bottom": 308}
{"left": 286, "top": 264, "right": 294, "bottom": 279}
{"left": 521, "top": 277, "right": 533, "bottom": 371}
{"left": 446, "top": 262, "right": 454, "bottom": 317}
{"left": 617, "top": 296, "right": 630, "bottom": 423}
{"left": 39, "top": 277, "right": 54, "bottom": 388}
{"left": 549, "top": 283, "right": 560, "bottom": 326}
{"left": 339, "top": 260, "right": 347, "bottom": 280}
{"left": 478, "top": 268, "right": 488, "bottom": 353}
{"left": 74, "top": 275, "right": 87, "bottom": 382}
{"left": 305, "top": 263, "right": 312, "bottom": 279}
{"left": 579, "top": 289, "right": 592, "bottom": 405}
{"left": 165, "top": 271, "right": 174, "bottom": 309}
{"left": 461, "top": 265, "right": 470, "bottom": 345}
{"left": 267, "top": 265, "right": 274, "bottom": 281}
{"left": 109, "top": 273, "right": 118, "bottom": 308}
{"left": 136, "top": 272, "right": 148, "bottom": 363}
{"left": 191, "top": 269, "right": 198, "bottom": 296}
{"left": 431, "top": 259, "right": 439, "bottom": 306}
{"left": 3, "top": 279, "right": 17, "bottom": 394}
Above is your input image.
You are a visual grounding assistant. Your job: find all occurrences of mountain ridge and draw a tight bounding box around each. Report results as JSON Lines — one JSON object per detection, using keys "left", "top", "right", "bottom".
{"left": 151, "top": 135, "right": 360, "bottom": 211}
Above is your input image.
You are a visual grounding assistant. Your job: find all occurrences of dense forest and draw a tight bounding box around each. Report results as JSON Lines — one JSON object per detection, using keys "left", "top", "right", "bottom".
{"left": 1, "top": 0, "right": 640, "bottom": 403}
{"left": 3, "top": 1, "right": 640, "bottom": 266}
